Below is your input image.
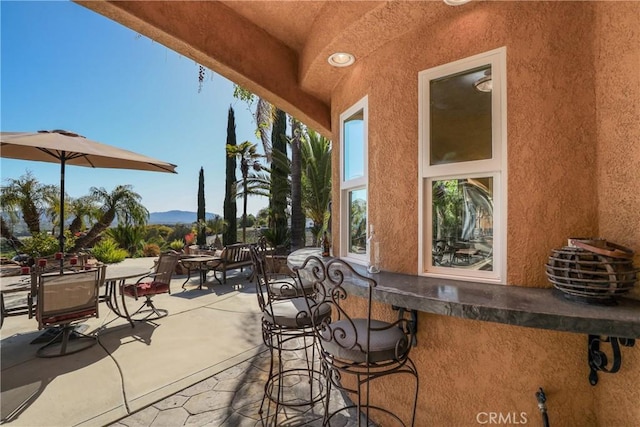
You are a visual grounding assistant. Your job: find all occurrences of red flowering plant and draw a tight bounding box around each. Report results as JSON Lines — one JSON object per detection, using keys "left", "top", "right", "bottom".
{"left": 184, "top": 232, "right": 196, "bottom": 245}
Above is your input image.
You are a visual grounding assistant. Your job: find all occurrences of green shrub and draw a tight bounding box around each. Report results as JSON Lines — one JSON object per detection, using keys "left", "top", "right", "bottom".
{"left": 21, "top": 232, "right": 59, "bottom": 258}
{"left": 145, "top": 235, "right": 166, "bottom": 248}
{"left": 21, "top": 231, "right": 77, "bottom": 258}
{"left": 142, "top": 243, "right": 161, "bottom": 257}
{"left": 91, "top": 238, "right": 128, "bottom": 264}
{"left": 106, "top": 225, "right": 145, "bottom": 256}
{"left": 261, "top": 227, "right": 290, "bottom": 254}
{"left": 169, "top": 239, "right": 185, "bottom": 251}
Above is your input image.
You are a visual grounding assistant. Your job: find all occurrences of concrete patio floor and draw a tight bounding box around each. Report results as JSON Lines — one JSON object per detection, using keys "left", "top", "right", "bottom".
{"left": 1, "top": 258, "right": 266, "bottom": 426}
{"left": 1, "top": 258, "right": 362, "bottom": 427}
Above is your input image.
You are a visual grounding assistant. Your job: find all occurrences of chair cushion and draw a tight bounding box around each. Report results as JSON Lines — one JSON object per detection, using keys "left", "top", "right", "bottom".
{"left": 320, "top": 318, "right": 409, "bottom": 363}
{"left": 122, "top": 281, "right": 170, "bottom": 297}
{"left": 268, "top": 279, "right": 298, "bottom": 298}
{"left": 263, "top": 297, "right": 331, "bottom": 329}
{"left": 268, "top": 278, "right": 314, "bottom": 298}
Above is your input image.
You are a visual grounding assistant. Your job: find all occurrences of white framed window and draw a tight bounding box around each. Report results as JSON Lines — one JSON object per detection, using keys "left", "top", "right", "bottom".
{"left": 418, "top": 47, "right": 507, "bottom": 283}
{"left": 340, "top": 96, "right": 368, "bottom": 263}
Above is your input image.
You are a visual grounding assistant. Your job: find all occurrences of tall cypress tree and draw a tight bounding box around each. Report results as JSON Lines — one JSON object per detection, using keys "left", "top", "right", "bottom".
{"left": 290, "top": 118, "right": 304, "bottom": 250}
{"left": 223, "top": 106, "right": 238, "bottom": 245}
{"left": 270, "top": 109, "right": 288, "bottom": 242}
{"left": 196, "top": 166, "right": 206, "bottom": 245}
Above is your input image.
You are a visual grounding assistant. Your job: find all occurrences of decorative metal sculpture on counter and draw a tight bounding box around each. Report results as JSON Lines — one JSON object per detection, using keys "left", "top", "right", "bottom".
{"left": 546, "top": 238, "right": 638, "bottom": 386}
{"left": 545, "top": 238, "right": 637, "bottom": 304}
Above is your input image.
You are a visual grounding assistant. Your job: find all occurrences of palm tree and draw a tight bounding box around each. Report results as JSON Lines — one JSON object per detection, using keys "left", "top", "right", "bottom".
{"left": 233, "top": 85, "right": 275, "bottom": 162}
{"left": 236, "top": 168, "right": 271, "bottom": 199}
{"left": 234, "top": 87, "right": 307, "bottom": 251}
{"left": 227, "top": 141, "right": 262, "bottom": 242}
{"left": 71, "top": 185, "right": 148, "bottom": 251}
{"left": 302, "top": 129, "right": 332, "bottom": 245}
{"left": 106, "top": 224, "right": 146, "bottom": 256}
{"left": 1, "top": 171, "right": 57, "bottom": 235}
{"left": 68, "top": 195, "right": 100, "bottom": 235}
{"left": 0, "top": 216, "right": 23, "bottom": 250}
{"left": 205, "top": 215, "right": 227, "bottom": 249}
{"left": 42, "top": 191, "right": 65, "bottom": 234}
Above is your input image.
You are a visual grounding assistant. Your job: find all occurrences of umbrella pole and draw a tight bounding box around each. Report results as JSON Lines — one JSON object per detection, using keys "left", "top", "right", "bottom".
{"left": 59, "top": 155, "right": 66, "bottom": 272}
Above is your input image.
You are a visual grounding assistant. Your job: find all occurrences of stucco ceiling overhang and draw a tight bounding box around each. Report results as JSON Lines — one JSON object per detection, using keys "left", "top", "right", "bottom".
{"left": 75, "top": 1, "right": 452, "bottom": 136}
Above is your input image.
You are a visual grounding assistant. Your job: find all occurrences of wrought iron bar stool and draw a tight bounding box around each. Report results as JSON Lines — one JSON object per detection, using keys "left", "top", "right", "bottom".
{"left": 294, "top": 256, "right": 419, "bottom": 426}
{"left": 249, "top": 245, "right": 329, "bottom": 425}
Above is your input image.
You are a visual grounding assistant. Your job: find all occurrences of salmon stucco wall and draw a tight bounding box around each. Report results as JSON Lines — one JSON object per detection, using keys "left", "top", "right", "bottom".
{"left": 330, "top": 2, "right": 638, "bottom": 426}
{"left": 592, "top": 3, "right": 640, "bottom": 425}
{"left": 594, "top": 2, "right": 640, "bottom": 300}
{"left": 331, "top": 2, "right": 601, "bottom": 288}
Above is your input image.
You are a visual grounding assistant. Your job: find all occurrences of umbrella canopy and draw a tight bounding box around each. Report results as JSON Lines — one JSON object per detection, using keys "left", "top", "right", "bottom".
{"left": 0, "top": 130, "right": 177, "bottom": 262}
{"left": 0, "top": 130, "right": 177, "bottom": 173}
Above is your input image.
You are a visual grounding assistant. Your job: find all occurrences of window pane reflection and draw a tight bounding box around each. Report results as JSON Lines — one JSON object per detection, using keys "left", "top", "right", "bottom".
{"left": 349, "top": 188, "right": 367, "bottom": 254}
{"left": 343, "top": 110, "right": 364, "bottom": 181}
{"left": 430, "top": 65, "right": 492, "bottom": 165}
{"left": 432, "top": 178, "right": 493, "bottom": 270}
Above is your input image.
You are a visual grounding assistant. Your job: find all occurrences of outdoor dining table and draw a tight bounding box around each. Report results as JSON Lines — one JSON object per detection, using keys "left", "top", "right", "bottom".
{"left": 454, "top": 248, "right": 478, "bottom": 264}
{"left": 179, "top": 255, "right": 222, "bottom": 289}
{"left": 0, "top": 275, "right": 34, "bottom": 322}
{"left": 0, "top": 275, "right": 32, "bottom": 295}
{"left": 101, "top": 263, "right": 153, "bottom": 326}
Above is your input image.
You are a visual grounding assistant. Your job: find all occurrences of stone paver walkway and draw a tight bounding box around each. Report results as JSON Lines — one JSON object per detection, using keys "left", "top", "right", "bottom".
{"left": 109, "top": 343, "right": 372, "bottom": 427}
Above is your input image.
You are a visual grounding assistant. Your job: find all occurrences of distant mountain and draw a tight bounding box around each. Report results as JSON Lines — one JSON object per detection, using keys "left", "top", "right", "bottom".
{"left": 148, "top": 210, "right": 220, "bottom": 225}
{"left": 1, "top": 210, "right": 219, "bottom": 230}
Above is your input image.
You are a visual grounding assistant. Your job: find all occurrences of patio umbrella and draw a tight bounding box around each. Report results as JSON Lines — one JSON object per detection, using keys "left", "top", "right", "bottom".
{"left": 0, "top": 129, "right": 177, "bottom": 264}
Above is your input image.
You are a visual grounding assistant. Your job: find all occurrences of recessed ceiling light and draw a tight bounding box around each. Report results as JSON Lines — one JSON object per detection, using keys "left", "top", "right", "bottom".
{"left": 474, "top": 71, "right": 492, "bottom": 92}
{"left": 328, "top": 52, "right": 355, "bottom": 67}
{"left": 443, "top": 0, "right": 471, "bottom": 6}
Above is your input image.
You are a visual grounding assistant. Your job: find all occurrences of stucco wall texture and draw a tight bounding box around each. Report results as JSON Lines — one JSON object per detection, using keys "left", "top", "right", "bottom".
{"left": 331, "top": 2, "right": 639, "bottom": 426}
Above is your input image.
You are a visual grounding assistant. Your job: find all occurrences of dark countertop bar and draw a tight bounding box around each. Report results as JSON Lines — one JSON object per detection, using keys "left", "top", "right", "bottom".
{"left": 288, "top": 248, "right": 640, "bottom": 339}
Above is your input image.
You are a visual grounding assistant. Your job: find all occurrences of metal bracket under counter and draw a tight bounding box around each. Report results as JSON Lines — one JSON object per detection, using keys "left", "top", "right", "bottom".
{"left": 392, "top": 306, "right": 418, "bottom": 346}
{"left": 588, "top": 335, "right": 636, "bottom": 386}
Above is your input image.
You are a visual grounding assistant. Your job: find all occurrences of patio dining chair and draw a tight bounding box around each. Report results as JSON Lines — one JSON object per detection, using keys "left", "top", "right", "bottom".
{"left": 32, "top": 265, "right": 106, "bottom": 358}
{"left": 249, "top": 245, "right": 329, "bottom": 425}
{"left": 294, "top": 256, "right": 419, "bottom": 427}
{"left": 120, "top": 251, "right": 179, "bottom": 324}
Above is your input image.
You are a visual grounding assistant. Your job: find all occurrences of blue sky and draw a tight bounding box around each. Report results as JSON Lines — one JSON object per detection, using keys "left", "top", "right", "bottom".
{"left": 1, "top": 0, "right": 268, "bottom": 216}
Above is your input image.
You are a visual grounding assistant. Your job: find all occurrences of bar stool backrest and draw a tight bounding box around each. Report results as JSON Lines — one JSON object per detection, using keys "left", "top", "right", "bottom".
{"left": 295, "top": 256, "right": 413, "bottom": 363}
{"left": 249, "top": 245, "right": 270, "bottom": 314}
{"left": 249, "top": 245, "right": 301, "bottom": 309}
